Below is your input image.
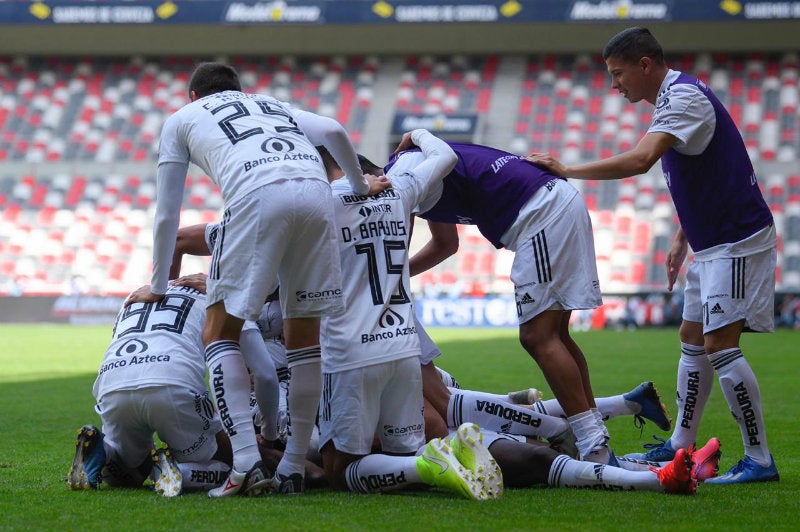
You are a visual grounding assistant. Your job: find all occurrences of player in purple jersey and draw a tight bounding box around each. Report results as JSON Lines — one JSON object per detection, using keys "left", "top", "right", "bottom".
{"left": 530, "top": 27, "right": 778, "bottom": 484}
{"left": 361, "top": 138, "right": 616, "bottom": 466}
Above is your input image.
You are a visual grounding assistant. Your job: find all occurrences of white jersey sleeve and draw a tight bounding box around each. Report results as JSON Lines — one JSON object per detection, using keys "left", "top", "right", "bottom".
{"left": 292, "top": 108, "right": 369, "bottom": 195}
{"left": 92, "top": 285, "right": 208, "bottom": 399}
{"left": 391, "top": 129, "right": 457, "bottom": 211}
{"left": 648, "top": 70, "right": 715, "bottom": 156}
{"left": 151, "top": 160, "right": 190, "bottom": 294}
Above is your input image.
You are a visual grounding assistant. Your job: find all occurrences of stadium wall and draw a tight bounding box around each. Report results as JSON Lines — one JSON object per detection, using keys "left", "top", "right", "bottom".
{"left": 2, "top": 19, "right": 799, "bottom": 56}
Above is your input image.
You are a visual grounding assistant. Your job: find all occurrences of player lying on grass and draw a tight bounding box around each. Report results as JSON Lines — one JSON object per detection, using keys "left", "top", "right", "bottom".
{"left": 415, "top": 318, "right": 673, "bottom": 457}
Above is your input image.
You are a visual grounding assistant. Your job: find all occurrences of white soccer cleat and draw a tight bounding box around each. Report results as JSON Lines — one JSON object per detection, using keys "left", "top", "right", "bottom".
{"left": 151, "top": 446, "right": 182, "bottom": 497}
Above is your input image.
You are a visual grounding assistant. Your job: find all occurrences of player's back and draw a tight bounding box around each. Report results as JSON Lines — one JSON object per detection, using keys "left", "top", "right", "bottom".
{"left": 160, "top": 91, "right": 327, "bottom": 205}
{"left": 321, "top": 179, "right": 420, "bottom": 373}
{"left": 92, "top": 285, "right": 208, "bottom": 399}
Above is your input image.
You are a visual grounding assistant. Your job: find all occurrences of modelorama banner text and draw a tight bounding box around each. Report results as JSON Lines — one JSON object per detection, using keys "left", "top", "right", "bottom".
{"left": 3, "top": 0, "right": 800, "bottom": 25}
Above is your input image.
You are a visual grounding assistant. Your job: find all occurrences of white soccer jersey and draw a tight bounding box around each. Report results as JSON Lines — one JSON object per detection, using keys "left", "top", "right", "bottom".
{"left": 92, "top": 285, "right": 208, "bottom": 399}
{"left": 321, "top": 129, "right": 456, "bottom": 373}
{"left": 158, "top": 91, "right": 328, "bottom": 206}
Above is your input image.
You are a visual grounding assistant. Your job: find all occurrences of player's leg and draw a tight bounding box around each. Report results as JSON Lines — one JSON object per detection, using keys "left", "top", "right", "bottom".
{"left": 625, "top": 266, "right": 714, "bottom": 462}
{"left": 446, "top": 387, "right": 571, "bottom": 441}
{"left": 91, "top": 390, "right": 156, "bottom": 489}
{"left": 240, "top": 324, "right": 281, "bottom": 442}
{"left": 203, "top": 303, "right": 269, "bottom": 497}
{"left": 519, "top": 310, "right": 609, "bottom": 464}
{"left": 692, "top": 251, "right": 777, "bottom": 483}
{"left": 420, "top": 361, "right": 452, "bottom": 440}
{"left": 272, "top": 179, "right": 345, "bottom": 493}
{"left": 702, "top": 251, "right": 778, "bottom": 483}
{"left": 151, "top": 387, "right": 233, "bottom": 494}
{"left": 273, "top": 316, "right": 323, "bottom": 493}
{"left": 321, "top": 361, "right": 423, "bottom": 495}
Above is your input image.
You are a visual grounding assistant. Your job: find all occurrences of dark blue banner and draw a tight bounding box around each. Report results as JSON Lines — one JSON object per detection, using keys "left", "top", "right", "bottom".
{"left": 0, "top": 1, "right": 797, "bottom": 25}
{"left": 392, "top": 114, "right": 479, "bottom": 137}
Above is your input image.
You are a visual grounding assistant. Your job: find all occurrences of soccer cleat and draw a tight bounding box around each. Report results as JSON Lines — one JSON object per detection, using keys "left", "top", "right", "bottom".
{"left": 450, "top": 423, "right": 503, "bottom": 499}
{"left": 67, "top": 425, "right": 106, "bottom": 490}
{"left": 208, "top": 460, "right": 272, "bottom": 497}
{"left": 652, "top": 447, "right": 697, "bottom": 495}
{"left": 704, "top": 455, "right": 779, "bottom": 485}
{"left": 271, "top": 472, "right": 305, "bottom": 495}
{"left": 506, "top": 387, "right": 543, "bottom": 405}
{"left": 417, "top": 438, "right": 487, "bottom": 501}
{"left": 624, "top": 435, "right": 676, "bottom": 462}
{"left": 547, "top": 427, "right": 579, "bottom": 459}
{"left": 151, "top": 446, "right": 183, "bottom": 497}
{"left": 689, "top": 437, "right": 721, "bottom": 482}
{"left": 623, "top": 381, "right": 672, "bottom": 432}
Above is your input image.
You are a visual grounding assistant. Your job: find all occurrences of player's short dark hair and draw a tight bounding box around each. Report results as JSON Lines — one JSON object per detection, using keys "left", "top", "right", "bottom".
{"left": 188, "top": 62, "right": 242, "bottom": 98}
{"left": 602, "top": 27, "right": 665, "bottom": 66}
{"left": 357, "top": 154, "right": 383, "bottom": 175}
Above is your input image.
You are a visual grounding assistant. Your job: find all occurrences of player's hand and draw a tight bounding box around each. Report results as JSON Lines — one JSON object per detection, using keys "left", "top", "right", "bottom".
{"left": 170, "top": 272, "right": 208, "bottom": 294}
{"left": 665, "top": 237, "right": 688, "bottom": 292}
{"left": 392, "top": 131, "right": 416, "bottom": 155}
{"left": 124, "top": 285, "right": 164, "bottom": 307}
{"left": 365, "top": 173, "right": 391, "bottom": 196}
{"left": 527, "top": 152, "right": 568, "bottom": 178}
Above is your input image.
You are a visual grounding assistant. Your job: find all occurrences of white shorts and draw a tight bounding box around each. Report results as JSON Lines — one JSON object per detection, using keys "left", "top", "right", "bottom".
{"left": 319, "top": 357, "right": 425, "bottom": 456}
{"left": 682, "top": 247, "right": 776, "bottom": 333}
{"left": 95, "top": 386, "right": 222, "bottom": 468}
{"left": 207, "top": 179, "right": 344, "bottom": 321}
{"left": 416, "top": 317, "right": 442, "bottom": 365}
{"left": 509, "top": 195, "right": 603, "bottom": 325}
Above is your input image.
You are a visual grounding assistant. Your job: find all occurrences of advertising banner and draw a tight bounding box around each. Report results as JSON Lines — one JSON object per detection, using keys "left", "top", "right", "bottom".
{"left": 2, "top": 1, "right": 797, "bottom": 26}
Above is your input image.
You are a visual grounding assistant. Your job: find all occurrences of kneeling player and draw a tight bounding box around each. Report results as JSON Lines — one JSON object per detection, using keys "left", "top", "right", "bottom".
{"left": 67, "top": 283, "right": 234, "bottom": 496}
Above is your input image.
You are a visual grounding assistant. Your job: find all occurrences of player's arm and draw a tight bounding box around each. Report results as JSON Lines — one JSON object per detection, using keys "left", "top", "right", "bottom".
{"left": 292, "top": 109, "right": 378, "bottom": 196}
{"left": 127, "top": 160, "right": 188, "bottom": 306}
{"left": 403, "top": 129, "right": 458, "bottom": 191}
{"left": 528, "top": 131, "right": 676, "bottom": 180}
{"left": 666, "top": 226, "right": 689, "bottom": 292}
{"left": 169, "top": 223, "right": 211, "bottom": 280}
{"left": 409, "top": 221, "right": 459, "bottom": 276}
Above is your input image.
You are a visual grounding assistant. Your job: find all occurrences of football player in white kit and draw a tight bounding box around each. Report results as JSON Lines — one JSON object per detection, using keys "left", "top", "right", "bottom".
{"left": 316, "top": 129, "right": 499, "bottom": 500}
{"left": 126, "top": 62, "right": 390, "bottom": 496}
{"left": 68, "top": 284, "right": 232, "bottom": 497}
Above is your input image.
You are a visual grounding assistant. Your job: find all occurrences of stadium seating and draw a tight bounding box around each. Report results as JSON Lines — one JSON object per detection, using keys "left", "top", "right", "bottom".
{"left": 1, "top": 52, "right": 798, "bottom": 295}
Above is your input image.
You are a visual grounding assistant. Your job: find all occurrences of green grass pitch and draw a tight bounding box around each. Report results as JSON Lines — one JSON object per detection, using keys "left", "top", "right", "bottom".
{"left": 1, "top": 324, "right": 798, "bottom": 531}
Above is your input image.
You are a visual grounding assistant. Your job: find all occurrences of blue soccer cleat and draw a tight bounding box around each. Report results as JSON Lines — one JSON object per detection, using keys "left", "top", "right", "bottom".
{"left": 67, "top": 425, "right": 106, "bottom": 490}
{"left": 704, "top": 455, "right": 779, "bottom": 484}
{"left": 624, "top": 435, "right": 676, "bottom": 463}
{"left": 624, "top": 381, "right": 672, "bottom": 432}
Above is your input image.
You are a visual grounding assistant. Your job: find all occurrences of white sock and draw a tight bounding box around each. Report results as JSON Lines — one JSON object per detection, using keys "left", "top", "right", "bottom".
{"left": 670, "top": 342, "right": 714, "bottom": 450}
{"left": 709, "top": 347, "right": 771, "bottom": 466}
{"left": 177, "top": 461, "right": 231, "bottom": 491}
{"left": 447, "top": 389, "right": 569, "bottom": 438}
{"left": 240, "top": 328, "right": 280, "bottom": 441}
{"left": 206, "top": 341, "right": 261, "bottom": 472}
{"left": 568, "top": 410, "right": 608, "bottom": 463}
{"left": 344, "top": 455, "right": 421, "bottom": 493}
{"left": 276, "top": 347, "right": 322, "bottom": 478}
{"left": 548, "top": 455, "right": 661, "bottom": 491}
